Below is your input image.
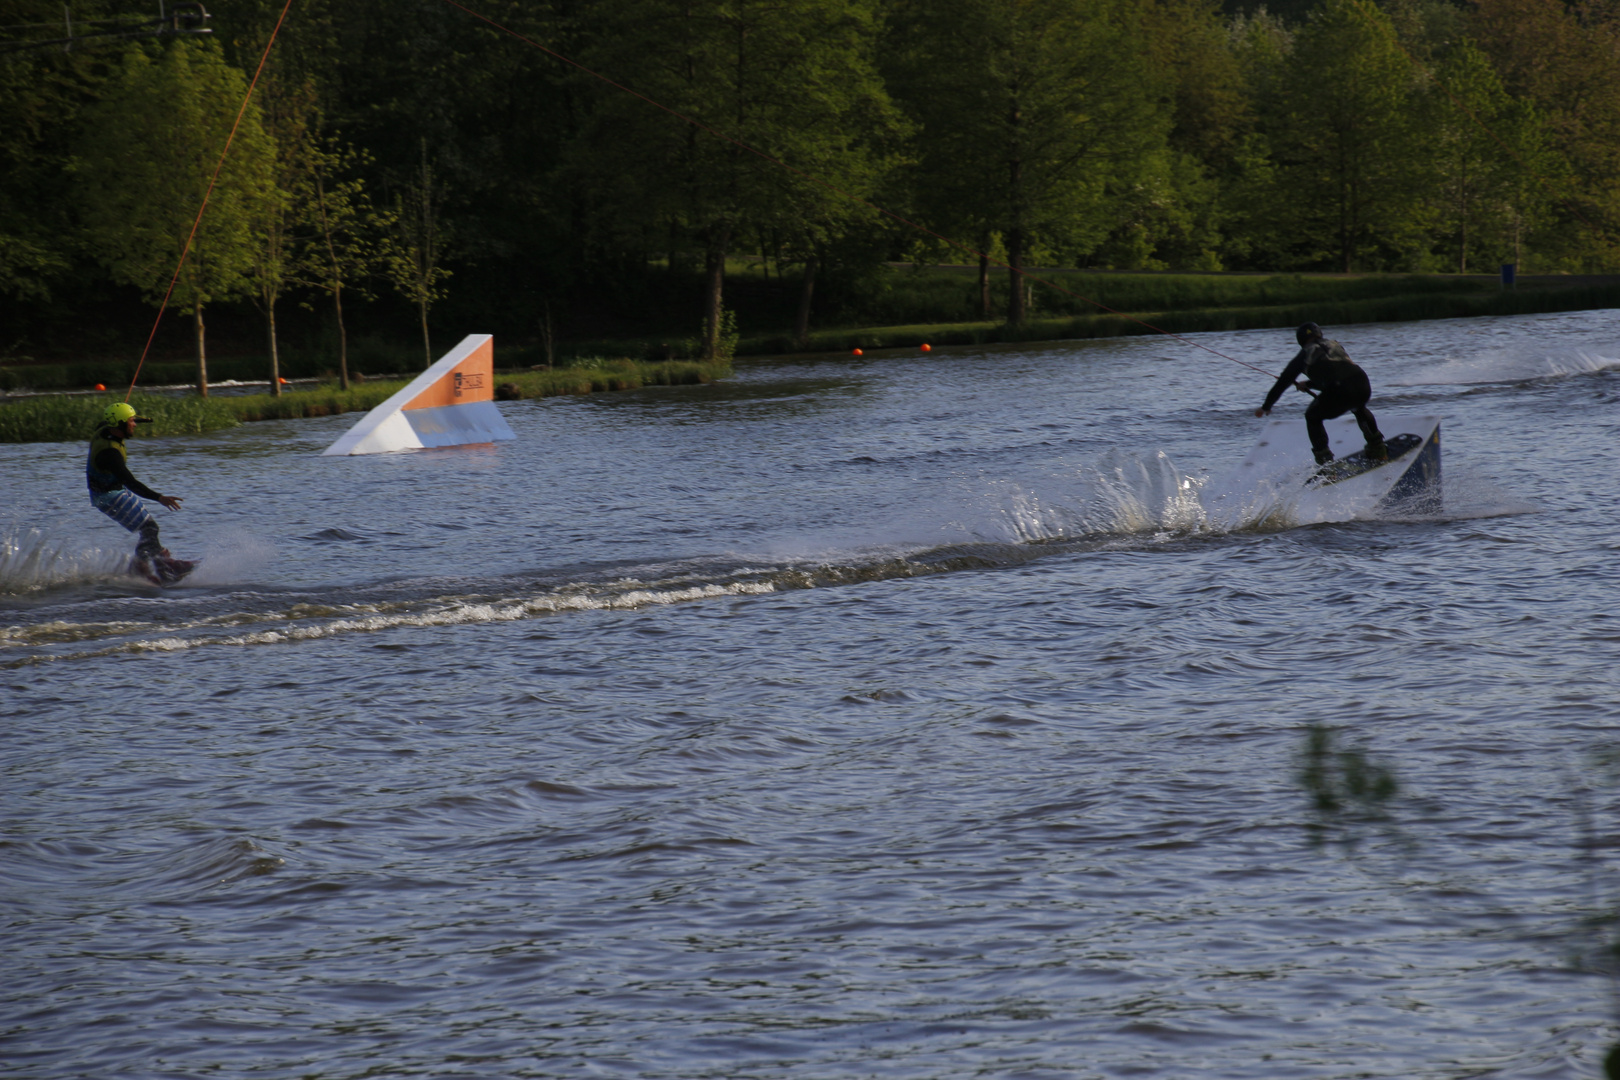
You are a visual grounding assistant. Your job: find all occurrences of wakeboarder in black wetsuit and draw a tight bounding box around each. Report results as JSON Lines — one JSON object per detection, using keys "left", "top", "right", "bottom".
{"left": 1255, "top": 322, "right": 1387, "bottom": 466}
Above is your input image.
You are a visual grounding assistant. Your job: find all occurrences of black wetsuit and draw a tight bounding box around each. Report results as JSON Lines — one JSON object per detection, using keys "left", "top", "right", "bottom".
{"left": 1262, "top": 338, "right": 1386, "bottom": 464}
{"left": 87, "top": 427, "right": 162, "bottom": 500}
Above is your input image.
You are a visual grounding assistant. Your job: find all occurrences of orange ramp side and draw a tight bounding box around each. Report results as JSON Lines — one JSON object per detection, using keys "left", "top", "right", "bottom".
{"left": 322, "top": 334, "right": 515, "bottom": 456}
{"left": 403, "top": 336, "right": 494, "bottom": 410}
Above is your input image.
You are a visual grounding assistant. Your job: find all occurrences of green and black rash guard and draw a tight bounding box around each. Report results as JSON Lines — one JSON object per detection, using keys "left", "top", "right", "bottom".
{"left": 1261, "top": 338, "right": 1364, "bottom": 412}
{"left": 86, "top": 425, "right": 162, "bottom": 500}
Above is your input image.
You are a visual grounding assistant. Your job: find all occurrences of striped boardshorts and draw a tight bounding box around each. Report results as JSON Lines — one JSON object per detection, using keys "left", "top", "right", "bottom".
{"left": 90, "top": 488, "right": 153, "bottom": 533}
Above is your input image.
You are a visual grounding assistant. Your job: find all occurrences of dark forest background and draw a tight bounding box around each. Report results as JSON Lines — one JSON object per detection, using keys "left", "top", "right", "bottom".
{"left": 2, "top": 0, "right": 1616, "bottom": 373}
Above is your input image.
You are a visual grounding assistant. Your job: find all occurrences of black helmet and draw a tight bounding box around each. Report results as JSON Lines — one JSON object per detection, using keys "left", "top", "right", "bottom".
{"left": 1295, "top": 322, "right": 1322, "bottom": 346}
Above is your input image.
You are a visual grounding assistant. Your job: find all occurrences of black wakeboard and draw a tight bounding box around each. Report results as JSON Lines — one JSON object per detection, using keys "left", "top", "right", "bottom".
{"left": 1309, "top": 432, "right": 1423, "bottom": 487}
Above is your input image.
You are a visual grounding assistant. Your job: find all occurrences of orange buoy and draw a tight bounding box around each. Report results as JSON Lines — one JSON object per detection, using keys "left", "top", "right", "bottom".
{"left": 278, "top": 377, "right": 289, "bottom": 384}
{"left": 920, "top": 343, "right": 932, "bottom": 352}
{"left": 852, "top": 348, "right": 863, "bottom": 356}
{"left": 94, "top": 383, "right": 106, "bottom": 391}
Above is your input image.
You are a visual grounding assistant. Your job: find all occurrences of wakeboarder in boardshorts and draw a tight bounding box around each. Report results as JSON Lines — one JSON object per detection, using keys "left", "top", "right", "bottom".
{"left": 87, "top": 402, "right": 191, "bottom": 583}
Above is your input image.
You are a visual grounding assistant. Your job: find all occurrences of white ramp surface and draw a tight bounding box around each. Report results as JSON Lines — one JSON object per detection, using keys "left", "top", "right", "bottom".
{"left": 323, "top": 335, "right": 515, "bottom": 456}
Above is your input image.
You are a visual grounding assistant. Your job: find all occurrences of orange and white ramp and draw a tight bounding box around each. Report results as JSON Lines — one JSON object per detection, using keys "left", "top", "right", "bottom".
{"left": 322, "top": 334, "right": 515, "bottom": 456}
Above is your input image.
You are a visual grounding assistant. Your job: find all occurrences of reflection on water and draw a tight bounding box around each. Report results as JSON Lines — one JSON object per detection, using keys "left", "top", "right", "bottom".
{"left": 1, "top": 310, "right": 1617, "bottom": 1078}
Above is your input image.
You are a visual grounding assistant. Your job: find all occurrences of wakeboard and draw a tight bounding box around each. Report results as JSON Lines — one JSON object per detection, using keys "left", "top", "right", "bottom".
{"left": 1308, "top": 432, "right": 1424, "bottom": 487}
{"left": 131, "top": 554, "right": 199, "bottom": 587}
{"left": 1202, "top": 413, "right": 1442, "bottom": 526}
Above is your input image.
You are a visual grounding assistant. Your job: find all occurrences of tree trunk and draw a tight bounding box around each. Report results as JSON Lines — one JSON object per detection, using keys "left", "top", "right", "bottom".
{"left": 420, "top": 298, "right": 432, "bottom": 369}
{"left": 267, "top": 300, "right": 282, "bottom": 397}
{"left": 1007, "top": 226, "right": 1026, "bottom": 326}
{"left": 333, "top": 281, "right": 350, "bottom": 390}
{"left": 315, "top": 174, "right": 351, "bottom": 391}
{"left": 1458, "top": 186, "right": 1468, "bottom": 274}
{"left": 1339, "top": 175, "right": 1353, "bottom": 273}
{"left": 978, "top": 243, "right": 992, "bottom": 319}
{"left": 702, "top": 224, "right": 731, "bottom": 360}
{"left": 1007, "top": 96, "right": 1025, "bottom": 326}
{"left": 794, "top": 253, "right": 818, "bottom": 349}
{"left": 194, "top": 305, "right": 209, "bottom": 398}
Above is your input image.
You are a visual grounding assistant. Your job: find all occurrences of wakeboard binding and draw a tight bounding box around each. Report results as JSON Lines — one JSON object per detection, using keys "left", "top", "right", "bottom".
{"left": 1308, "top": 433, "right": 1423, "bottom": 487}
{"left": 131, "top": 551, "right": 198, "bottom": 586}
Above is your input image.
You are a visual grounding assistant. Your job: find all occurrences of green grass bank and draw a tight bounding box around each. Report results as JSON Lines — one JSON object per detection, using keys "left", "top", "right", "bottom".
{"left": 0, "top": 358, "right": 728, "bottom": 444}
{"left": 4, "top": 270, "right": 1615, "bottom": 443}
{"left": 464, "top": 269, "right": 1620, "bottom": 361}
{"left": 9, "top": 270, "right": 1616, "bottom": 391}
{"left": 733, "top": 271, "right": 1620, "bottom": 355}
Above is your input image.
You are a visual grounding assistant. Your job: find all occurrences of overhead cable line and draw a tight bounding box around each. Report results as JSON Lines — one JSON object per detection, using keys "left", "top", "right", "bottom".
{"left": 124, "top": 0, "right": 295, "bottom": 401}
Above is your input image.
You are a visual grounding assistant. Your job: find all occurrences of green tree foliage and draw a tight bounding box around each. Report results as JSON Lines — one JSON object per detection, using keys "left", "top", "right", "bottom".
{"left": 1263, "top": 0, "right": 1429, "bottom": 271}
{"left": 1425, "top": 40, "right": 1558, "bottom": 273}
{"left": 299, "top": 134, "right": 392, "bottom": 390}
{"left": 6, "top": 0, "right": 1620, "bottom": 373}
{"left": 0, "top": 0, "right": 123, "bottom": 309}
{"left": 574, "top": 0, "right": 904, "bottom": 357}
{"left": 385, "top": 138, "right": 454, "bottom": 369}
{"left": 74, "top": 42, "right": 274, "bottom": 394}
{"left": 249, "top": 73, "right": 320, "bottom": 396}
{"left": 1215, "top": 8, "right": 1292, "bottom": 269}
{"left": 1469, "top": 0, "right": 1620, "bottom": 268}
{"left": 1120, "top": 0, "right": 1253, "bottom": 271}
{"left": 890, "top": 0, "right": 1167, "bottom": 322}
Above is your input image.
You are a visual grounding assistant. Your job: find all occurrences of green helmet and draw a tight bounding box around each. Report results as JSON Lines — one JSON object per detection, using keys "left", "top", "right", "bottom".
{"left": 99, "top": 402, "right": 151, "bottom": 427}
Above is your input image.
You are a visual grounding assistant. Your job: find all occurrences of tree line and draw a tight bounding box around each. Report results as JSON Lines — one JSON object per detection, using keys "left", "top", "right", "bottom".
{"left": 1, "top": 0, "right": 1616, "bottom": 389}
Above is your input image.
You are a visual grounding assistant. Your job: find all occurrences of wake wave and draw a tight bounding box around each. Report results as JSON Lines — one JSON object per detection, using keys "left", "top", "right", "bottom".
{"left": 1390, "top": 347, "right": 1618, "bottom": 387}
{"left": 0, "top": 448, "right": 1526, "bottom": 665}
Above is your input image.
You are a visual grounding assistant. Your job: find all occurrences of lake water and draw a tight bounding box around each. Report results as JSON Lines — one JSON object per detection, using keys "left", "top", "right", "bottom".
{"left": 3, "top": 309, "right": 1618, "bottom": 1078}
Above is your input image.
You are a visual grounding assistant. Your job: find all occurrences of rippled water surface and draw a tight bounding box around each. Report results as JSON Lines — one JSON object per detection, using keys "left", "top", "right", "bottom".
{"left": 4, "top": 310, "right": 1619, "bottom": 1078}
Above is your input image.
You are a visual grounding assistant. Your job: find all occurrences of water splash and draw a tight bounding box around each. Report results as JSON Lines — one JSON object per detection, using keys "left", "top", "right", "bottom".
{"left": 0, "top": 526, "right": 133, "bottom": 593}
{"left": 1081, "top": 448, "right": 1206, "bottom": 535}
{"left": 0, "top": 442, "right": 1532, "bottom": 665}
{"left": 183, "top": 530, "right": 278, "bottom": 587}
{"left": 0, "top": 525, "right": 276, "bottom": 594}
{"left": 0, "top": 575, "right": 785, "bottom": 666}
{"left": 966, "top": 449, "right": 1208, "bottom": 547}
